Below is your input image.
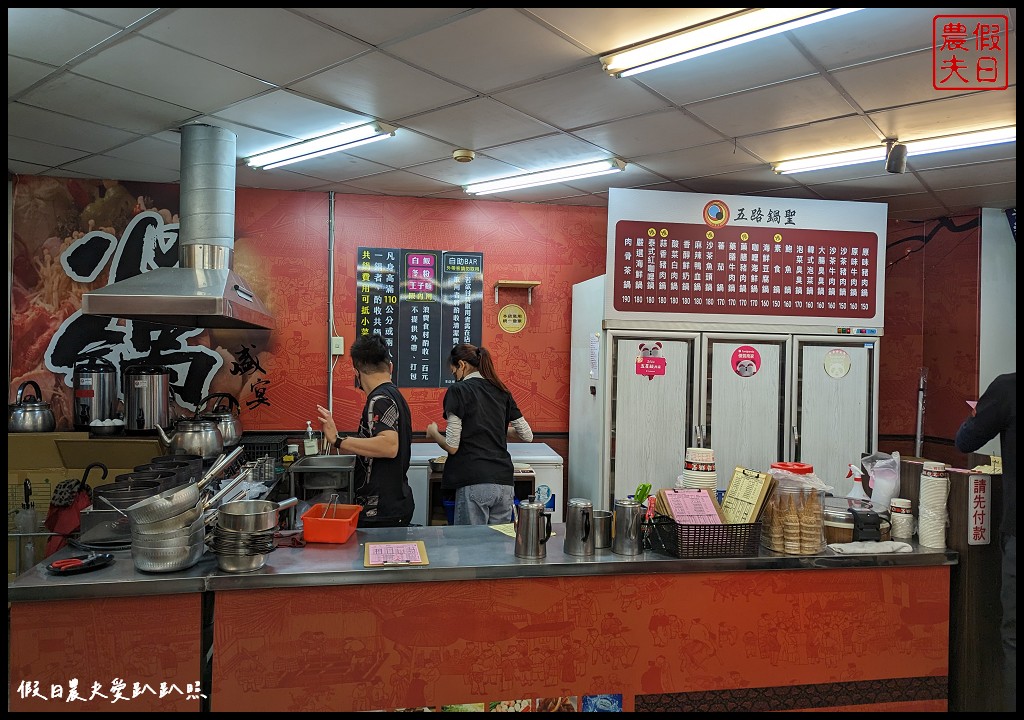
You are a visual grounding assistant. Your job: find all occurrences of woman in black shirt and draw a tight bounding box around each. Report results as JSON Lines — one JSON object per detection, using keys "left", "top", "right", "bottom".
{"left": 426, "top": 343, "right": 533, "bottom": 525}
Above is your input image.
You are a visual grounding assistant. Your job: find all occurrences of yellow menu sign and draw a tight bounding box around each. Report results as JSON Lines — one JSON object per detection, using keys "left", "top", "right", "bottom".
{"left": 720, "top": 466, "right": 775, "bottom": 524}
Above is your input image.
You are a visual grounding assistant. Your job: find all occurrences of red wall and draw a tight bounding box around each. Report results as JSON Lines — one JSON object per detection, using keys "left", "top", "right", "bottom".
{"left": 9, "top": 176, "right": 983, "bottom": 463}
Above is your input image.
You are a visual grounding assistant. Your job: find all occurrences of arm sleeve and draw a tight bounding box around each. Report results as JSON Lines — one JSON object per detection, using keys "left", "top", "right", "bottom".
{"left": 510, "top": 416, "right": 533, "bottom": 442}
{"left": 445, "top": 413, "right": 463, "bottom": 450}
{"left": 954, "top": 375, "right": 1012, "bottom": 453}
{"left": 367, "top": 393, "right": 401, "bottom": 436}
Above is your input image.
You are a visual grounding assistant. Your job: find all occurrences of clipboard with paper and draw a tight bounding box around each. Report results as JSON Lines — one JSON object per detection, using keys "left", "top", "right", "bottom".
{"left": 364, "top": 541, "right": 429, "bottom": 567}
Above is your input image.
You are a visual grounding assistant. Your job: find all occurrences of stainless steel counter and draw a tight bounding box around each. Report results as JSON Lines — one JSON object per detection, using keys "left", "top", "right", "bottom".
{"left": 8, "top": 523, "right": 957, "bottom": 602}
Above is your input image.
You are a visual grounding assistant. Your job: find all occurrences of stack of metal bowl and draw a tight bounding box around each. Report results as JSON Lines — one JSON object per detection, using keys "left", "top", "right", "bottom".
{"left": 210, "top": 497, "right": 297, "bottom": 573}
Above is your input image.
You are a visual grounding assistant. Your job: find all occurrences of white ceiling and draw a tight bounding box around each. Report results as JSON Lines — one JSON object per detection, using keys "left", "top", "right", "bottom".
{"left": 7, "top": 8, "right": 1017, "bottom": 222}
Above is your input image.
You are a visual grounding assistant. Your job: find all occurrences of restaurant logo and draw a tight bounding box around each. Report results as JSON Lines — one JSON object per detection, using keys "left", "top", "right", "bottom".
{"left": 702, "top": 200, "right": 729, "bottom": 229}
{"left": 933, "top": 15, "right": 1009, "bottom": 90}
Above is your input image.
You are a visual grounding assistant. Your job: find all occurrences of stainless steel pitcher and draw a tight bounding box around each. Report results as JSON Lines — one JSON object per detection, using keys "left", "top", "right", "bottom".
{"left": 514, "top": 496, "right": 551, "bottom": 559}
{"left": 612, "top": 498, "right": 643, "bottom": 555}
{"left": 564, "top": 497, "right": 595, "bottom": 556}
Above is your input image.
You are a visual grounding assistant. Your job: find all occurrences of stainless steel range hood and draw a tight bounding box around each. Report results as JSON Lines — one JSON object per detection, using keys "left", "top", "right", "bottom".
{"left": 82, "top": 123, "right": 274, "bottom": 330}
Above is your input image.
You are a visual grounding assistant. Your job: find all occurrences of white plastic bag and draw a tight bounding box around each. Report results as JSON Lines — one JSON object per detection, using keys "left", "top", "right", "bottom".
{"left": 861, "top": 451, "right": 901, "bottom": 512}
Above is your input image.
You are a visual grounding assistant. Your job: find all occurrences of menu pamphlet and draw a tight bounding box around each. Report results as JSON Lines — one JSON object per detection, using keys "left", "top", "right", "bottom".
{"left": 720, "top": 466, "right": 775, "bottom": 524}
{"left": 364, "top": 541, "right": 429, "bottom": 567}
{"left": 655, "top": 488, "right": 723, "bottom": 524}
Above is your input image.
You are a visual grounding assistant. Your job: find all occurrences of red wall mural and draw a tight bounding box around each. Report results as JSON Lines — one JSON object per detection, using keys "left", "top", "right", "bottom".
{"left": 8, "top": 175, "right": 984, "bottom": 465}
{"left": 8, "top": 177, "right": 605, "bottom": 436}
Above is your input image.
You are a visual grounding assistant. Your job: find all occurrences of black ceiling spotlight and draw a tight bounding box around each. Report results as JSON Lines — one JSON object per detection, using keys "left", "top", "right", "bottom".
{"left": 885, "top": 139, "right": 908, "bottom": 174}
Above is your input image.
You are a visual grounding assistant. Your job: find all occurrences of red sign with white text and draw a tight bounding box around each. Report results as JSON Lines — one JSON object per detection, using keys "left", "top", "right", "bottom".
{"left": 612, "top": 220, "right": 878, "bottom": 319}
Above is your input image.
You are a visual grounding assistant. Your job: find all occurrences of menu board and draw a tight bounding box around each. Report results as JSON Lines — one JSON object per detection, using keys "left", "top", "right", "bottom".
{"left": 611, "top": 220, "right": 878, "bottom": 318}
{"left": 357, "top": 248, "right": 483, "bottom": 388}
{"left": 604, "top": 189, "right": 889, "bottom": 332}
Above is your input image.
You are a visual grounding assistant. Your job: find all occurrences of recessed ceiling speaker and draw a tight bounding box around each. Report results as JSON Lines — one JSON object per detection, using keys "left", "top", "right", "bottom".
{"left": 453, "top": 149, "right": 476, "bottom": 163}
{"left": 885, "top": 141, "right": 908, "bottom": 174}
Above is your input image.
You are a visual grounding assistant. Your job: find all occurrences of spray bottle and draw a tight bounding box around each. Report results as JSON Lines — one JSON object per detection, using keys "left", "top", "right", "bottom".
{"left": 846, "top": 464, "right": 871, "bottom": 501}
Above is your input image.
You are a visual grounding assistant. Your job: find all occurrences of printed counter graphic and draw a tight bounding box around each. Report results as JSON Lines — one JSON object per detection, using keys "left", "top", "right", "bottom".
{"left": 612, "top": 220, "right": 879, "bottom": 319}
{"left": 357, "top": 248, "right": 483, "bottom": 388}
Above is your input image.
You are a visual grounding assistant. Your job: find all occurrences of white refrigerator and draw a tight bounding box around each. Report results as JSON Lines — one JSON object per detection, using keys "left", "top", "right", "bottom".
{"left": 569, "top": 276, "right": 880, "bottom": 512}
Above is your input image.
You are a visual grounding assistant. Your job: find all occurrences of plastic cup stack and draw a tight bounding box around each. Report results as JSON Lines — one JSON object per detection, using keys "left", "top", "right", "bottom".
{"left": 917, "top": 462, "right": 950, "bottom": 547}
{"left": 677, "top": 447, "right": 717, "bottom": 491}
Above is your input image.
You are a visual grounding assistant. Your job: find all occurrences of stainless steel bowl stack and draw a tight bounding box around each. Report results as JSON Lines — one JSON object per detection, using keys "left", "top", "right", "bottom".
{"left": 209, "top": 497, "right": 297, "bottom": 573}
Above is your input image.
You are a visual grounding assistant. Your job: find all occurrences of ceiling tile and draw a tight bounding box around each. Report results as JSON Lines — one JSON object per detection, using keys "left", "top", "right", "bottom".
{"left": 7, "top": 103, "right": 141, "bottom": 152}
{"left": 917, "top": 159, "right": 1016, "bottom": 190}
{"left": 62, "top": 154, "right": 179, "bottom": 183}
{"left": 343, "top": 130, "right": 457, "bottom": 169}
{"left": 7, "top": 135, "right": 91, "bottom": 167}
{"left": 934, "top": 181, "right": 1015, "bottom": 209}
{"left": 137, "top": 8, "right": 370, "bottom": 86}
{"left": 681, "top": 167, "right": 804, "bottom": 195}
{"left": 402, "top": 156, "right": 524, "bottom": 186}
{"left": 71, "top": 36, "right": 273, "bottom": 113}
{"left": 8, "top": 57, "right": 57, "bottom": 97}
{"left": 212, "top": 90, "right": 372, "bottom": 142}
{"left": 70, "top": 8, "right": 161, "bottom": 28}
{"left": 739, "top": 116, "right": 883, "bottom": 164}
{"left": 386, "top": 8, "right": 592, "bottom": 92}
{"left": 8, "top": 8, "right": 122, "bottom": 66}
{"left": 235, "top": 164, "right": 330, "bottom": 191}
{"left": 687, "top": 76, "right": 859, "bottom": 138}
{"left": 526, "top": 8, "right": 744, "bottom": 55}
{"left": 401, "top": 97, "right": 555, "bottom": 150}
{"left": 831, "top": 49, "right": 974, "bottom": 112}
{"left": 788, "top": 9, "right": 939, "bottom": 70}
{"left": 635, "top": 140, "right": 761, "bottom": 180}
{"left": 18, "top": 74, "right": 193, "bottom": 135}
{"left": 574, "top": 110, "right": 724, "bottom": 158}
{"left": 103, "top": 135, "right": 182, "bottom": 171}
{"left": 295, "top": 8, "right": 474, "bottom": 47}
{"left": 804, "top": 173, "right": 930, "bottom": 201}
{"left": 867, "top": 91, "right": 1018, "bottom": 142}
{"left": 494, "top": 65, "right": 668, "bottom": 130}
{"left": 483, "top": 134, "right": 616, "bottom": 173}
{"left": 636, "top": 34, "right": 818, "bottom": 106}
{"left": 291, "top": 52, "right": 474, "bottom": 121}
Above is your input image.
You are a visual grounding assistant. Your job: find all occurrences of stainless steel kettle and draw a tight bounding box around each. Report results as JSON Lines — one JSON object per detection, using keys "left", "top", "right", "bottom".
{"left": 9, "top": 380, "right": 56, "bottom": 433}
{"left": 514, "top": 496, "right": 552, "bottom": 559}
{"left": 564, "top": 497, "right": 595, "bottom": 556}
{"left": 197, "top": 393, "right": 242, "bottom": 449}
{"left": 155, "top": 418, "right": 224, "bottom": 461}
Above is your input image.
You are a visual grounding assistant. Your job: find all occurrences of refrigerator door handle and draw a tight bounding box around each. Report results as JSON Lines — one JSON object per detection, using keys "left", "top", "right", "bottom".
{"left": 791, "top": 424, "right": 800, "bottom": 454}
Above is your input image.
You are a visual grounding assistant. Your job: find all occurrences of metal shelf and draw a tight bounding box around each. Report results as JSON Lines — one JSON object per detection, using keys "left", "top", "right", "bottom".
{"left": 494, "top": 279, "right": 541, "bottom": 305}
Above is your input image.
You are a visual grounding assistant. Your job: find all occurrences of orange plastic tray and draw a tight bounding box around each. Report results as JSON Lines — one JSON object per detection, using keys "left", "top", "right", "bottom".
{"left": 302, "top": 503, "right": 361, "bottom": 544}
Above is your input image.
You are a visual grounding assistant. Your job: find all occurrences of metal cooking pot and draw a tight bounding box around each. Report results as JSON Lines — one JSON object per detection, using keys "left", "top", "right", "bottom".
{"left": 115, "top": 470, "right": 179, "bottom": 491}
{"left": 132, "top": 517, "right": 206, "bottom": 548}
{"left": 197, "top": 393, "right": 242, "bottom": 449}
{"left": 134, "top": 462, "right": 192, "bottom": 488}
{"left": 9, "top": 380, "right": 56, "bottom": 433}
{"left": 150, "top": 454, "right": 203, "bottom": 483}
{"left": 155, "top": 418, "right": 223, "bottom": 461}
{"left": 131, "top": 540, "right": 206, "bottom": 573}
{"left": 217, "top": 497, "right": 299, "bottom": 533}
{"left": 125, "top": 447, "right": 242, "bottom": 525}
{"left": 128, "top": 469, "right": 249, "bottom": 535}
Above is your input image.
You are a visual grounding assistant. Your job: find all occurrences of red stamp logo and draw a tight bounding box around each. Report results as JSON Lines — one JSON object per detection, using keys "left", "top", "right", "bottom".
{"left": 933, "top": 15, "right": 1009, "bottom": 90}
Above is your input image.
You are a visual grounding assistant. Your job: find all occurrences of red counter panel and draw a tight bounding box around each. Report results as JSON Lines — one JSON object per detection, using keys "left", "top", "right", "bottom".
{"left": 212, "top": 566, "right": 948, "bottom": 712}
{"left": 9, "top": 594, "right": 203, "bottom": 712}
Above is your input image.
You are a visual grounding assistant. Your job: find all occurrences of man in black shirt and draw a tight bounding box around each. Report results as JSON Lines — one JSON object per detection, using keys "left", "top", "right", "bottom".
{"left": 317, "top": 334, "right": 414, "bottom": 527}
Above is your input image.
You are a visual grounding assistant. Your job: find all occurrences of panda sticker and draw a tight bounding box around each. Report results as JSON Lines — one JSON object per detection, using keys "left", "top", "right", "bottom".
{"left": 730, "top": 345, "right": 761, "bottom": 378}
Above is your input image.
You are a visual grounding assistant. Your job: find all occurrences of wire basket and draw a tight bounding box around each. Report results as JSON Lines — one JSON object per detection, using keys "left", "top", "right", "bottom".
{"left": 239, "top": 434, "right": 287, "bottom": 462}
{"left": 642, "top": 514, "right": 762, "bottom": 559}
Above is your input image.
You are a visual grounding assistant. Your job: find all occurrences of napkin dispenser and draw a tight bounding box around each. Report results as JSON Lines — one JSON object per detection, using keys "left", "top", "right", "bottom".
{"left": 849, "top": 507, "right": 882, "bottom": 541}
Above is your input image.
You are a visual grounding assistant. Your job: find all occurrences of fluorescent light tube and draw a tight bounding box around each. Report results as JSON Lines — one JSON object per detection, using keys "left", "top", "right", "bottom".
{"left": 603, "top": 8, "right": 863, "bottom": 78}
{"left": 246, "top": 122, "right": 396, "bottom": 169}
{"left": 772, "top": 126, "right": 1016, "bottom": 174}
{"left": 464, "top": 159, "right": 627, "bottom": 195}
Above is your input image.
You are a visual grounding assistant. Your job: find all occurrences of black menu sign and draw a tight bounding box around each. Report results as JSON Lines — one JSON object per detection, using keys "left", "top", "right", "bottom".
{"left": 357, "top": 247, "right": 483, "bottom": 388}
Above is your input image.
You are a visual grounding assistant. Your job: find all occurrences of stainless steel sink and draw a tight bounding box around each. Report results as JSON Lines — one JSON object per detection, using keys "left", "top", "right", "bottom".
{"left": 289, "top": 454, "right": 356, "bottom": 471}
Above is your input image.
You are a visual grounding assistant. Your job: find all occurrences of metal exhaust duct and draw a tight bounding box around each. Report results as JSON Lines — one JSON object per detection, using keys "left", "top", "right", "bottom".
{"left": 82, "top": 123, "right": 274, "bottom": 330}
